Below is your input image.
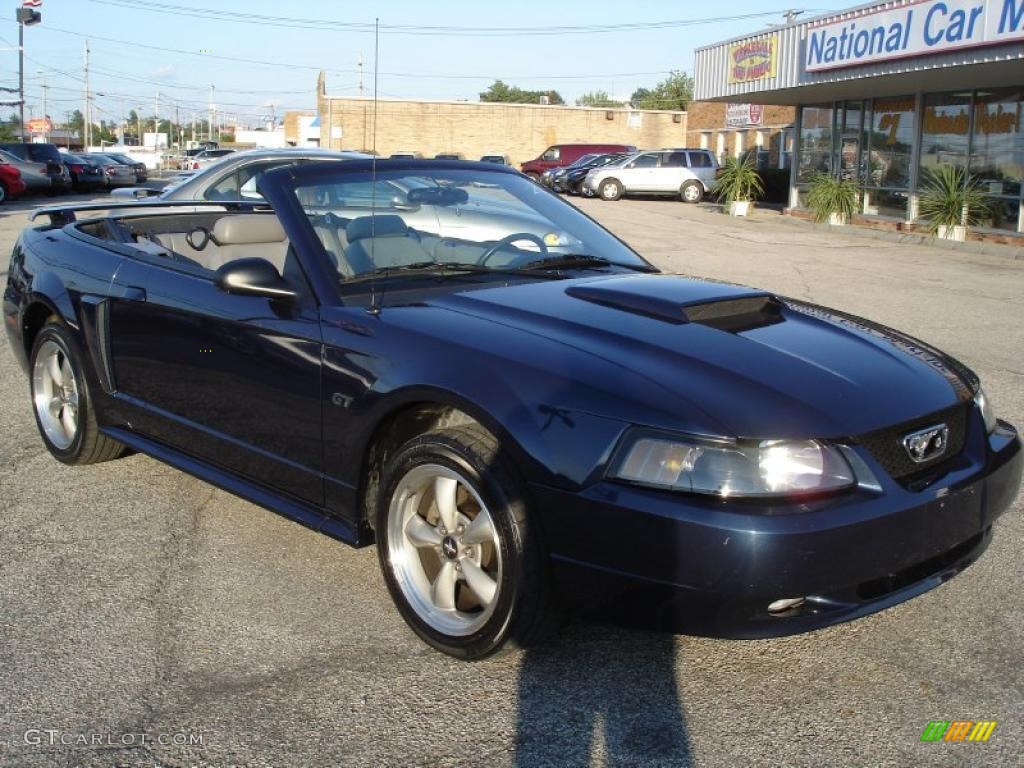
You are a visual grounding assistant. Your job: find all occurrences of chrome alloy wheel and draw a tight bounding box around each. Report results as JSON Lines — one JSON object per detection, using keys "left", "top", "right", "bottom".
{"left": 32, "top": 339, "right": 80, "bottom": 450}
{"left": 387, "top": 464, "right": 503, "bottom": 637}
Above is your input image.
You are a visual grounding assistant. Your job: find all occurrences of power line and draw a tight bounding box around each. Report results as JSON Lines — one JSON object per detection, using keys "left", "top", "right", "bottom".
{"left": 88, "top": 1, "right": 797, "bottom": 36}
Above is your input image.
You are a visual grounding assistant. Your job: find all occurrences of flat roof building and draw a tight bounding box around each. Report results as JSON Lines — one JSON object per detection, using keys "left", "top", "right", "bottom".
{"left": 694, "top": 0, "right": 1024, "bottom": 236}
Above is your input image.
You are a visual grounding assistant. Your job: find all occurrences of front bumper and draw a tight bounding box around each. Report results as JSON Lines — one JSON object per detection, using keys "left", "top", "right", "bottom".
{"left": 532, "top": 418, "right": 1021, "bottom": 638}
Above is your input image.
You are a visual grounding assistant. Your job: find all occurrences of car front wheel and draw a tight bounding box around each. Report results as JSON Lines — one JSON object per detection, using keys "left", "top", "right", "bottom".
{"left": 30, "top": 320, "right": 125, "bottom": 465}
{"left": 599, "top": 179, "right": 623, "bottom": 201}
{"left": 376, "top": 425, "right": 551, "bottom": 659}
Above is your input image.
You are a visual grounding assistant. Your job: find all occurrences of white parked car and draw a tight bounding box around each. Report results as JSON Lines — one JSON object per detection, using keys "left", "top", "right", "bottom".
{"left": 583, "top": 149, "right": 719, "bottom": 203}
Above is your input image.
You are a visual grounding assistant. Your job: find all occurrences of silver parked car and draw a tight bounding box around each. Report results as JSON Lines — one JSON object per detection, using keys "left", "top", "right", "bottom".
{"left": 113, "top": 147, "right": 372, "bottom": 202}
{"left": 0, "top": 148, "right": 55, "bottom": 192}
{"left": 583, "top": 148, "right": 719, "bottom": 203}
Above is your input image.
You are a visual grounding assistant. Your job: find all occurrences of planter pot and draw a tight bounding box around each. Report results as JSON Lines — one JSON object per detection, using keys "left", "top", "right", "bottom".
{"left": 727, "top": 200, "right": 750, "bottom": 217}
{"left": 937, "top": 224, "right": 966, "bottom": 242}
{"left": 828, "top": 212, "right": 848, "bottom": 226}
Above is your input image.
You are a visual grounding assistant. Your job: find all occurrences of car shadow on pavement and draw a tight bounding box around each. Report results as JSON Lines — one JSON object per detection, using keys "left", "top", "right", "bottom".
{"left": 513, "top": 621, "right": 692, "bottom": 767}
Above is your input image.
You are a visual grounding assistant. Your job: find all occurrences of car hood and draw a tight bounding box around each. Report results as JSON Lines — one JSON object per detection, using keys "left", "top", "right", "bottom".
{"left": 426, "top": 273, "right": 974, "bottom": 439}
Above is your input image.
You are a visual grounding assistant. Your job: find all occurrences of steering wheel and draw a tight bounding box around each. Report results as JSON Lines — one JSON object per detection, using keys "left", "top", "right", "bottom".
{"left": 478, "top": 232, "right": 548, "bottom": 266}
{"left": 186, "top": 225, "right": 212, "bottom": 251}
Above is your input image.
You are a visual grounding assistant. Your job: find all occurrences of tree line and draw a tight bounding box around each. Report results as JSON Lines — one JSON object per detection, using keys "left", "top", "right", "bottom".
{"left": 480, "top": 71, "right": 694, "bottom": 111}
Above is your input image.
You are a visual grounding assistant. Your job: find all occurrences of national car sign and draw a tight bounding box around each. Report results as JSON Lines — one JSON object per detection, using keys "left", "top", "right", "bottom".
{"left": 806, "top": 0, "right": 1024, "bottom": 72}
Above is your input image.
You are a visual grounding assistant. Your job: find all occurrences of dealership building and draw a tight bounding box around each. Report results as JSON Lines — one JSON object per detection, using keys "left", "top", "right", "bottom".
{"left": 694, "top": 0, "right": 1024, "bottom": 236}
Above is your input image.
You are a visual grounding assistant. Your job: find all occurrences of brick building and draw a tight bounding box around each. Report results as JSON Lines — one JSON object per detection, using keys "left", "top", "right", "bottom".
{"left": 686, "top": 101, "right": 796, "bottom": 169}
{"left": 315, "top": 73, "right": 688, "bottom": 165}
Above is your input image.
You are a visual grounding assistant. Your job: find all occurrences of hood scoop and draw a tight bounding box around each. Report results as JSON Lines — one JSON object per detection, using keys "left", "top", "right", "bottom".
{"left": 565, "top": 276, "right": 783, "bottom": 332}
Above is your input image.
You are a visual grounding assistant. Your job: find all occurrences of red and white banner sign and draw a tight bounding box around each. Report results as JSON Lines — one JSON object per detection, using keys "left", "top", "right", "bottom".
{"left": 22, "top": 0, "right": 43, "bottom": 7}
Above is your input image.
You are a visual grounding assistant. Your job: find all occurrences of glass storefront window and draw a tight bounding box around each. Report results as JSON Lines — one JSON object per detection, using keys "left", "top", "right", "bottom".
{"left": 970, "top": 89, "right": 1023, "bottom": 200}
{"left": 920, "top": 92, "right": 972, "bottom": 177}
{"left": 867, "top": 96, "right": 915, "bottom": 189}
{"left": 798, "top": 105, "right": 833, "bottom": 183}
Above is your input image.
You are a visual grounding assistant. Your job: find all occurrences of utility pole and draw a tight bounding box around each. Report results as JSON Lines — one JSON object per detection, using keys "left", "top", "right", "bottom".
{"left": 174, "top": 103, "right": 180, "bottom": 149}
{"left": 358, "top": 54, "right": 364, "bottom": 98}
{"left": 154, "top": 91, "right": 160, "bottom": 145}
{"left": 208, "top": 84, "right": 215, "bottom": 142}
{"left": 40, "top": 73, "right": 48, "bottom": 142}
{"left": 136, "top": 107, "right": 142, "bottom": 147}
{"left": 84, "top": 41, "right": 91, "bottom": 149}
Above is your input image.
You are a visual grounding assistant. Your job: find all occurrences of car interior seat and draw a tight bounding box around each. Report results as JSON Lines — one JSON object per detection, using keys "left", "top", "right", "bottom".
{"left": 343, "top": 214, "right": 432, "bottom": 274}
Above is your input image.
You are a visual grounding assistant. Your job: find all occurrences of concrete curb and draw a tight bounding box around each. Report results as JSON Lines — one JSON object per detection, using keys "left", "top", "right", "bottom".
{"left": 757, "top": 209, "right": 1024, "bottom": 260}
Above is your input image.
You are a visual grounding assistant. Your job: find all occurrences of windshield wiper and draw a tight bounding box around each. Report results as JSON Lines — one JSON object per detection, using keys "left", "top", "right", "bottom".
{"left": 518, "top": 253, "right": 658, "bottom": 273}
{"left": 342, "top": 261, "right": 563, "bottom": 284}
{"left": 517, "top": 254, "right": 614, "bottom": 271}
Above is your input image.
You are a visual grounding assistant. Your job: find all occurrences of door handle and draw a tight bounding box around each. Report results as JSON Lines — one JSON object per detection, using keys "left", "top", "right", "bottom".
{"left": 112, "top": 284, "right": 147, "bottom": 302}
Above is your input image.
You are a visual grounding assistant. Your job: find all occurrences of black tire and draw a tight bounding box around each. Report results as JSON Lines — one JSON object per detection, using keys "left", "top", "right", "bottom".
{"left": 680, "top": 180, "right": 704, "bottom": 204}
{"left": 376, "top": 425, "right": 554, "bottom": 659}
{"left": 599, "top": 178, "right": 623, "bottom": 201}
{"left": 29, "top": 320, "right": 125, "bottom": 465}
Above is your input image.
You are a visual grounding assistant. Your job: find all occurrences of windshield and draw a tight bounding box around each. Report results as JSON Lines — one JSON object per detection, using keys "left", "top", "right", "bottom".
{"left": 291, "top": 167, "right": 652, "bottom": 290}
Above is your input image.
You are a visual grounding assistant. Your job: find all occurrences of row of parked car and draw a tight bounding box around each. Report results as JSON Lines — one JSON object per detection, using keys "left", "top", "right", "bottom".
{"left": 530, "top": 143, "right": 720, "bottom": 204}
{"left": 0, "top": 142, "right": 148, "bottom": 203}
{"left": 386, "top": 151, "right": 511, "bottom": 164}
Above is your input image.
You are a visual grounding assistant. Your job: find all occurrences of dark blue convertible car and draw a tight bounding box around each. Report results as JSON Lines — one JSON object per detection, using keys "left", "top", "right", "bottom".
{"left": 4, "top": 160, "right": 1020, "bottom": 659}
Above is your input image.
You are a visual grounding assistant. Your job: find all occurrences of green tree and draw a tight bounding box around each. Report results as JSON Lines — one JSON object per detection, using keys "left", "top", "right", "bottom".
{"left": 630, "top": 71, "right": 693, "bottom": 111}
{"left": 576, "top": 90, "right": 624, "bottom": 108}
{"left": 0, "top": 113, "right": 20, "bottom": 141}
{"left": 67, "top": 109, "right": 84, "bottom": 134}
{"left": 479, "top": 80, "right": 564, "bottom": 105}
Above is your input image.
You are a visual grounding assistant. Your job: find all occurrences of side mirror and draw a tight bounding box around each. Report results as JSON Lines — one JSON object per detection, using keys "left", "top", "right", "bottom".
{"left": 390, "top": 194, "right": 420, "bottom": 212}
{"left": 111, "top": 187, "right": 157, "bottom": 200}
{"left": 214, "top": 258, "right": 297, "bottom": 301}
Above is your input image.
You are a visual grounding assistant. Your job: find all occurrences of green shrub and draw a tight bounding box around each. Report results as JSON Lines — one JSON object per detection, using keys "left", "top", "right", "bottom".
{"left": 805, "top": 173, "right": 859, "bottom": 223}
{"left": 713, "top": 155, "right": 764, "bottom": 204}
{"left": 917, "top": 165, "right": 991, "bottom": 234}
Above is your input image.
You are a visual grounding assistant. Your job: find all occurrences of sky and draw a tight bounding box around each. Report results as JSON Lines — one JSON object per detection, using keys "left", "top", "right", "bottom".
{"left": 1, "top": 0, "right": 853, "bottom": 129}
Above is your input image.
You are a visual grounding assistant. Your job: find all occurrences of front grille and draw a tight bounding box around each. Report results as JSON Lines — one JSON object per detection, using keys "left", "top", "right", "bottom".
{"left": 854, "top": 402, "right": 969, "bottom": 481}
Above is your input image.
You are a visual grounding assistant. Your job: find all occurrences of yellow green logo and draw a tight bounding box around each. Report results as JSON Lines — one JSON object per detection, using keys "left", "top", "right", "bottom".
{"left": 920, "top": 721, "right": 997, "bottom": 742}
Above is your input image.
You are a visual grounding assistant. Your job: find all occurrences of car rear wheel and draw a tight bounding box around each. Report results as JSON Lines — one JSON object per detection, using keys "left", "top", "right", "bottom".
{"left": 599, "top": 179, "right": 623, "bottom": 201}
{"left": 30, "top": 321, "right": 125, "bottom": 465}
{"left": 376, "top": 425, "right": 553, "bottom": 659}
{"left": 681, "top": 181, "right": 704, "bottom": 204}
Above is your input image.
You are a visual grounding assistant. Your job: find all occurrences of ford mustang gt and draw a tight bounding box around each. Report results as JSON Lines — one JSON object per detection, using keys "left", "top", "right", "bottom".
{"left": 4, "top": 160, "right": 1020, "bottom": 659}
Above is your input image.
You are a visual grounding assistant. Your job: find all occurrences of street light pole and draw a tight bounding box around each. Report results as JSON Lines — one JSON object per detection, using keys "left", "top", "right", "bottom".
{"left": 15, "top": 6, "right": 40, "bottom": 140}
{"left": 18, "top": 22, "right": 24, "bottom": 140}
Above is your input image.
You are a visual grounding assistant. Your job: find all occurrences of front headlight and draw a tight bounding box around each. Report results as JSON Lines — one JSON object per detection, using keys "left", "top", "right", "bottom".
{"left": 609, "top": 432, "right": 855, "bottom": 498}
{"left": 975, "top": 387, "right": 997, "bottom": 434}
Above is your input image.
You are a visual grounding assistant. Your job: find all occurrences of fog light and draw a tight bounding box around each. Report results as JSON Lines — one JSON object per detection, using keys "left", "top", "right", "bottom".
{"left": 767, "top": 597, "right": 806, "bottom": 614}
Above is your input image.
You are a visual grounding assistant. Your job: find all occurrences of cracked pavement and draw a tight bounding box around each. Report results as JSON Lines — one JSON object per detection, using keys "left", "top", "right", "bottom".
{"left": 1, "top": 196, "right": 1022, "bottom": 767}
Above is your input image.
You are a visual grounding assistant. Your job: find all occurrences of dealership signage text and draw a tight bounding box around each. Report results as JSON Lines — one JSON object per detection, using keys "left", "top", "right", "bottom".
{"left": 806, "top": 0, "right": 1024, "bottom": 72}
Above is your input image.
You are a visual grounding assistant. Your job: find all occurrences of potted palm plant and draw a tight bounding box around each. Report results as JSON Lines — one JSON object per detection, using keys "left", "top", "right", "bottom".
{"left": 917, "top": 165, "right": 991, "bottom": 242}
{"left": 713, "top": 155, "right": 763, "bottom": 216}
{"left": 805, "top": 173, "right": 859, "bottom": 225}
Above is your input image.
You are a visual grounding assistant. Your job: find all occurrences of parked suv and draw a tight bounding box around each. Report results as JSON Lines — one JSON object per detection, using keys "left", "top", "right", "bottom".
{"left": 520, "top": 143, "right": 635, "bottom": 181}
{"left": 583, "top": 148, "right": 718, "bottom": 203}
{"left": 0, "top": 142, "right": 70, "bottom": 193}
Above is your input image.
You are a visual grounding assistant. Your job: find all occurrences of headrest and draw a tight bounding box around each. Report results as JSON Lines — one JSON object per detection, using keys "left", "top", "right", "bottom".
{"left": 213, "top": 214, "right": 287, "bottom": 245}
{"left": 346, "top": 214, "right": 408, "bottom": 242}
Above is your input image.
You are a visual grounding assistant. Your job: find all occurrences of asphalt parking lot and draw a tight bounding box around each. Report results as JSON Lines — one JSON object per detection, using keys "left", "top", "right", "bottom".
{"left": 1, "top": 194, "right": 1022, "bottom": 768}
